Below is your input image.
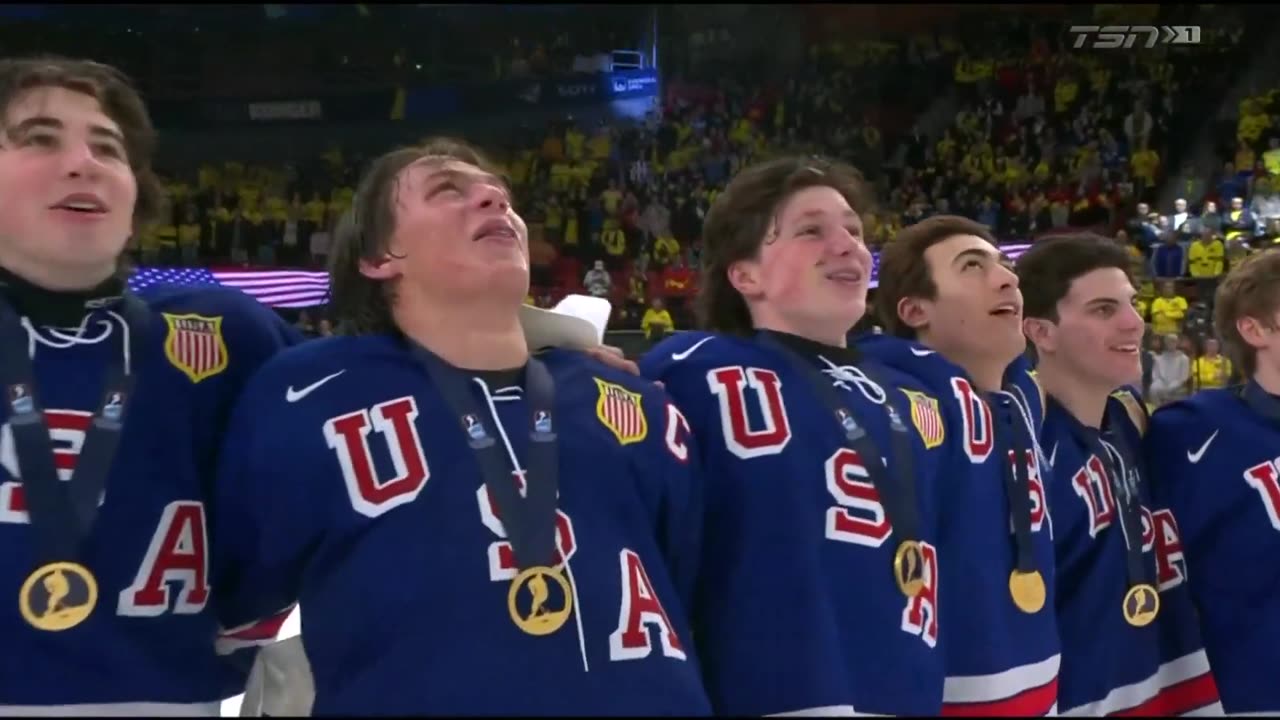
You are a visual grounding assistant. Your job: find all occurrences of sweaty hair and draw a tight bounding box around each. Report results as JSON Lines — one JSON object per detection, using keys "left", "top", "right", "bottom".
{"left": 1213, "top": 250, "right": 1280, "bottom": 378}
{"left": 876, "top": 214, "right": 996, "bottom": 338}
{"left": 696, "top": 154, "right": 872, "bottom": 335}
{"left": 328, "top": 136, "right": 500, "bottom": 335}
{"left": 0, "top": 56, "right": 163, "bottom": 230}
{"left": 1016, "top": 233, "right": 1135, "bottom": 322}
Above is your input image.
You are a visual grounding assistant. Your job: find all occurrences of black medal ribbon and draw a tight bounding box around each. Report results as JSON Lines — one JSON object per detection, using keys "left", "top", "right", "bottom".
{"left": 994, "top": 392, "right": 1038, "bottom": 577}
{"left": 1241, "top": 380, "right": 1280, "bottom": 428}
{"left": 1053, "top": 396, "right": 1153, "bottom": 600}
{"left": 1099, "top": 397, "right": 1156, "bottom": 599}
{"left": 0, "top": 293, "right": 150, "bottom": 567}
{"left": 409, "top": 342, "right": 559, "bottom": 572}
{"left": 758, "top": 333, "right": 922, "bottom": 561}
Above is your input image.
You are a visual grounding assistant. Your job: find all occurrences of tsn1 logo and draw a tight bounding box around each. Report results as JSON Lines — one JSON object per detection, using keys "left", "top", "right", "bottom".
{"left": 1069, "top": 25, "right": 1202, "bottom": 50}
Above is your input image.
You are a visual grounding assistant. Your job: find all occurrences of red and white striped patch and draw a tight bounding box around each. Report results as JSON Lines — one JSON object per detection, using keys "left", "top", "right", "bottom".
{"left": 943, "top": 653, "right": 1061, "bottom": 716}
{"left": 162, "top": 313, "right": 229, "bottom": 383}
{"left": 903, "top": 389, "right": 946, "bottom": 449}
{"left": 594, "top": 378, "right": 648, "bottom": 445}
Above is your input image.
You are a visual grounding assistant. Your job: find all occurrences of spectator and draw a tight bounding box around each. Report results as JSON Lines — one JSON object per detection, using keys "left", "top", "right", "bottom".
{"left": 583, "top": 259, "right": 611, "bottom": 297}
{"left": 1223, "top": 196, "right": 1257, "bottom": 245}
{"left": 1187, "top": 229, "right": 1225, "bottom": 298}
{"left": 1149, "top": 280, "right": 1189, "bottom": 336}
{"left": 317, "top": 317, "right": 334, "bottom": 338}
{"left": 1149, "top": 333, "right": 1191, "bottom": 406}
{"left": 1123, "top": 99, "right": 1154, "bottom": 148}
{"left": 1141, "top": 328, "right": 1159, "bottom": 397}
{"left": 1199, "top": 200, "right": 1223, "bottom": 235}
{"left": 1250, "top": 177, "right": 1280, "bottom": 224}
{"left": 1170, "top": 198, "right": 1196, "bottom": 242}
{"left": 641, "top": 296, "right": 674, "bottom": 343}
{"left": 1191, "top": 336, "right": 1232, "bottom": 391}
{"left": 295, "top": 310, "right": 317, "bottom": 337}
{"left": 1151, "top": 232, "right": 1186, "bottom": 280}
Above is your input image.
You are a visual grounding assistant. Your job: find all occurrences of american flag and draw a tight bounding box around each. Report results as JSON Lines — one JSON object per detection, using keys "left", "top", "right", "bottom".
{"left": 125, "top": 242, "right": 1034, "bottom": 309}
{"left": 128, "top": 267, "right": 331, "bottom": 308}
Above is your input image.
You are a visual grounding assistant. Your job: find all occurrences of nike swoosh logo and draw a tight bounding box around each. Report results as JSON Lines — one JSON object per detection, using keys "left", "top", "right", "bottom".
{"left": 1186, "top": 430, "right": 1219, "bottom": 464}
{"left": 671, "top": 336, "right": 714, "bottom": 361}
{"left": 286, "top": 370, "right": 346, "bottom": 403}
{"left": 1048, "top": 442, "right": 1058, "bottom": 468}
{"left": 910, "top": 347, "right": 936, "bottom": 357}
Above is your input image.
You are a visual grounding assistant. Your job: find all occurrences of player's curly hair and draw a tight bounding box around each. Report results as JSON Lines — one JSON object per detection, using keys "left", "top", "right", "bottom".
{"left": 1213, "top": 249, "right": 1280, "bottom": 378}
{"left": 328, "top": 137, "right": 500, "bottom": 336}
{"left": 696, "top": 154, "right": 874, "bottom": 335}
{"left": 0, "top": 55, "right": 164, "bottom": 234}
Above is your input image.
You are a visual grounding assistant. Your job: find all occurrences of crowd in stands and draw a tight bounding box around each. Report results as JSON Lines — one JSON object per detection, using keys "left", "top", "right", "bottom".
{"left": 110, "top": 5, "right": 1274, "bottom": 403}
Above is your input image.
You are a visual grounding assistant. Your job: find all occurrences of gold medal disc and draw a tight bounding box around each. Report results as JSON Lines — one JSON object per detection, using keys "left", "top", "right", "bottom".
{"left": 508, "top": 565, "right": 573, "bottom": 636}
{"left": 1123, "top": 583, "right": 1161, "bottom": 627}
{"left": 893, "top": 540, "right": 926, "bottom": 598}
{"left": 1008, "top": 569, "right": 1046, "bottom": 614}
{"left": 19, "top": 562, "right": 98, "bottom": 632}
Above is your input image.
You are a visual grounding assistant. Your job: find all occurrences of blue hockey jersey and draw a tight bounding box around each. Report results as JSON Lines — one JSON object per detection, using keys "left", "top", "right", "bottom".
{"left": 857, "top": 336, "right": 1060, "bottom": 716}
{"left": 1147, "top": 383, "right": 1280, "bottom": 715}
{"left": 212, "top": 334, "right": 709, "bottom": 716}
{"left": 1043, "top": 387, "right": 1219, "bottom": 715}
{"left": 640, "top": 330, "right": 950, "bottom": 716}
{"left": 0, "top": 285, "right": 300, "bottom": 714}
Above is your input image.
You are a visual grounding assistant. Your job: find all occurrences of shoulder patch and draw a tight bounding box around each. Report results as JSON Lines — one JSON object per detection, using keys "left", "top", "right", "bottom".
{"left": 594, "top": 377, "right": 648, "bottom": 445}
{"left": 162, "top": 313, "right": 229, "bottom": 383}
{"left": 901, "top": 389, "right": 945, "bottom": 449}
{"left": 1110, "top": 388, "right": 1149, "bottom": 437}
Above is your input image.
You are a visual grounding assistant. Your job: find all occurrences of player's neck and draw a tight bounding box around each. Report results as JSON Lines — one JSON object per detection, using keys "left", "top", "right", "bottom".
{"left": 1035, "top": 357, "right": 1109, "bottom": 428}
{"left": 394, "top": 299, "right": 529, "bottom": 371}
{"left": 1253, "top": 361, "right": 1280, "bottom": 396}
{"left": 0, "top": 262, "right": 124, "bottom": 326}
{"left": 752, "top": 309, "right": 852, "bottom": 348}
{"left": 0, "top": 252, "right": 116, "bottom": 293}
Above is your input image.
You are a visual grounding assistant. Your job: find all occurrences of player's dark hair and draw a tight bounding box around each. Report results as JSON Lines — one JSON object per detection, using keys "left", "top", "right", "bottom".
{"left": 328, "top": 136, "right": 500, "bottom": 335}
{"left": 1016, "top": 233, "right": 1135, "bottom": 322}
{"left": 876, "top": 215, "right": 996, "bottom": 339}
{"left": 1214, "top": 250, "right": 1280, "bottom": 377}
{"left": 0, "top": 56, "right": 163, "bottom": 232}
{"left": 696, "top": 154, "right": 873, "bottom": 335}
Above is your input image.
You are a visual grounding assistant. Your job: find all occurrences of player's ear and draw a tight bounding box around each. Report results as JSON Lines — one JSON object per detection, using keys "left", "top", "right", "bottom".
{"left": 896, "top": 295, "right": 929, "bottom": 332}
{"left": 359, "top": 254, "right": 400, "bottom": 280}
{"left": 727, "top": 259, "right": 764, "bottom": 301}
{"left": 1022, "top": 317, "right": 1055, "bottom": 352}
{"left": 1235, "top": 314, "right": 1271, "bottom": 349}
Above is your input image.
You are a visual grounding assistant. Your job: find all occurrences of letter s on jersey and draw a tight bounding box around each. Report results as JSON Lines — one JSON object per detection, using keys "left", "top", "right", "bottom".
{"left": 825, "top": 447, "right": 940, "bottom": 647}
{"left": 324, "top": 396, "right": 431, "bottom": 519}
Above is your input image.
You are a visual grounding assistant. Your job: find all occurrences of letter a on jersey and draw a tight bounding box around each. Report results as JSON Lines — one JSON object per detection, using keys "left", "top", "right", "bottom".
{"left": 162, "top": 313, "right": 229, "bottom": 383}
{"left": 902, "top": 389, "right": 945, "bottom": 449}
{"left": 594, "top": 378, "right": 648, "bottom": 445}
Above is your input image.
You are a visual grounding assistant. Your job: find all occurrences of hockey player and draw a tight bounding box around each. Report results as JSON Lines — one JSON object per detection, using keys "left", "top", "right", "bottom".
{"left": 861, "top": 215, "right": 1059, "bottom": 715}
{"left": 1146, "top": 250, "right": 1280, "bottom": 714}
{"left": 1016, "top": 234, "right": 1219, "bottom": 715}
{"left": 0, "top": 57, "right": 303, "bottom": 713}
{"left": 211, "top": 138, "right": 710, "bottom": 715}
{"left": 641, "top": 156, "right": 951, "bottom": 715}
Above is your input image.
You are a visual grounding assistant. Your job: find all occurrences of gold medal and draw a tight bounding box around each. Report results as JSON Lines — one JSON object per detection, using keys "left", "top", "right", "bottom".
{"left": 1008, "top": 569, "right": 1046, "bottom": 614}
{"left": 892, "top": 540, "right": 925, "bottom": 598}
{"left": 19, "top": 562, "right": 98, "bottom": 632}
{"left": 1123, "top": 583, "right": 1161, "bottom": 627}
{"left": 508, "top": 565, "right": 573, "bottom": 636}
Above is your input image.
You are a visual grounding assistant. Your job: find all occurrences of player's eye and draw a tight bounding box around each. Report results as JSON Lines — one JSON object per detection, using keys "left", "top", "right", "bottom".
{"left": 427, "top": 181, "right": 461, "bottom": 199}
{"left": 22, "top": 132, "right": 58, "bottom": 148}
